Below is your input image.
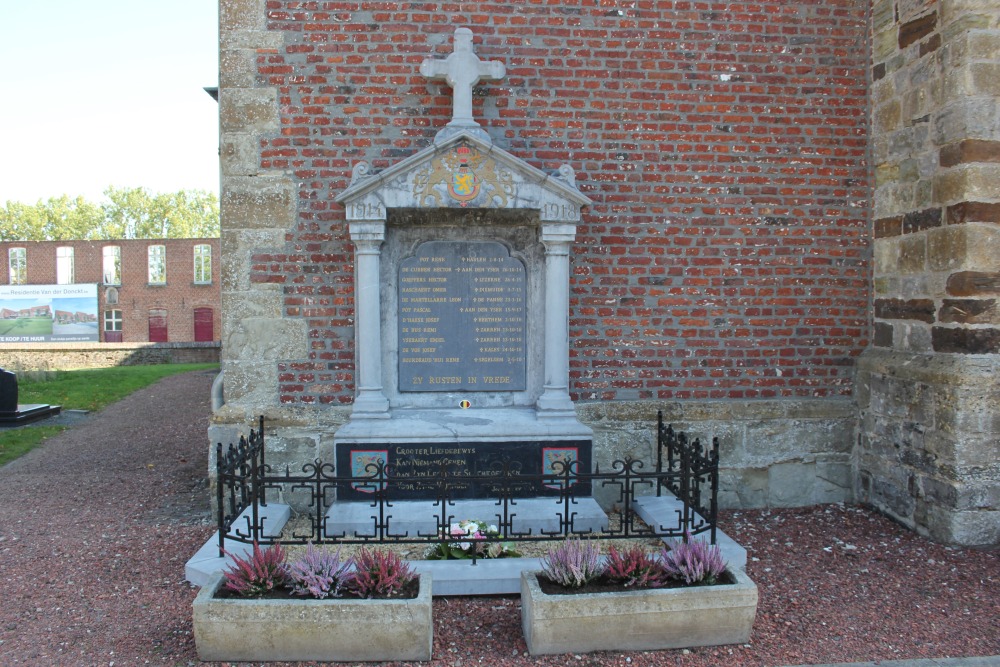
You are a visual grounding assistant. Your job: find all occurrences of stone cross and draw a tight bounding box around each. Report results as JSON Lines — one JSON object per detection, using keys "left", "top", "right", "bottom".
{"left": 420, "top": 28, "right": 506, "bottom": 135}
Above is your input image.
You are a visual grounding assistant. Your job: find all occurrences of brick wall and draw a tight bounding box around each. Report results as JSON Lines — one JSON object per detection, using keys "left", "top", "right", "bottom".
{"left": 0, "top": 239, "right": 221, "bottom": 344}
{"left": 222, "top": 0, "right": 872, "bottom": 407}
{"left": 212, "top": 0, "right": 878, "bottom": 517}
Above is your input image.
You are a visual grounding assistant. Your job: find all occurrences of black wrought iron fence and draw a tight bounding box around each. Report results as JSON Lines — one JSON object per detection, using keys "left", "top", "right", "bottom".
{"left": 216, "top": 415, "right": 719, "bottom": 557}
{"left": 656, "top": 411, "right": 720, "bottom": 544}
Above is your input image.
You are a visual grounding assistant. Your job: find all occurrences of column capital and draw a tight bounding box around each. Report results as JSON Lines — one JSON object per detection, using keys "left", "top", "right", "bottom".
{"left": 349, "top": 221, "right": 386, "bottom": 247}
{"left": 539, "top": 222, "right": 577, "bottom": 247}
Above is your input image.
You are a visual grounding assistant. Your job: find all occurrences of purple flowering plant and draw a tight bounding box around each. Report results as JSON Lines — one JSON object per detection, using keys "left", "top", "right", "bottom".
{"left": 660, "top": 531, "right": 728, "bottom": 586}
{"left": 539, "top": 538, "right": 604, "bottom": 588}
{"left": 220, "top": 542, "right": 421, "bottom": 600}
{"left": 285, "top": 542, "right": 350, "bottom": 599}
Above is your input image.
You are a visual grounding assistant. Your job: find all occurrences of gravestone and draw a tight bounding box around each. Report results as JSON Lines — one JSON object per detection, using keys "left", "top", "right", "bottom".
{"left": 0, "top": 368, "right": 61, "bottom": 426}
{"left": 0, "top": 369, "right": 18, "bottom": 412}
{"left": 332, "top": 28, "right": 597, "bottom": 511}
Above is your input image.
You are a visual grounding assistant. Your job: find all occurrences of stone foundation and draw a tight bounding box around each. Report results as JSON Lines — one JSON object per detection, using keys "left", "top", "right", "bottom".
{"left": 856, "top": 348, "right": 1000, "bottom": 546}
{"left": 208, "top": 397, "right": 856, "bottom": 514}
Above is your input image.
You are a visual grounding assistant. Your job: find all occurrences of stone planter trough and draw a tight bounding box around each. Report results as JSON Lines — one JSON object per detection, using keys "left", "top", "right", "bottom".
{"left": 192, "top": 571, "right": 433, "bottom": 662}
{"left": 520, "top": 569, "right": 758, "bottom": 656}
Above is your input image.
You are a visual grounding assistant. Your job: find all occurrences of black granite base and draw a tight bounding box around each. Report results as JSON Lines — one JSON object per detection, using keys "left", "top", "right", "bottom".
{"left": 335, "top": 439, "right": 593, "bottom": 501}
{"left": 0, "top": 404, "right": 62, "bottom": 427}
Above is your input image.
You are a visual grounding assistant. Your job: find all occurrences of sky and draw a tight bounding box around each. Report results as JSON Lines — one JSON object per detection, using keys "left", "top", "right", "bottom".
{"left": 1, "top": 1, "right": 219, "bottom": 205}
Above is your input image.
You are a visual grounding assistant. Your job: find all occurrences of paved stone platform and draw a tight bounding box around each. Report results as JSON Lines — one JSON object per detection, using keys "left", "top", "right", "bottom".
{"left": 186, "top": 494, "right": 746, "bottom": 594}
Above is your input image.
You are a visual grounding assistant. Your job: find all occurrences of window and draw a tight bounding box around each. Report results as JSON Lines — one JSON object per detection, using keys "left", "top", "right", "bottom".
{"left": 103, "top": 246, "right": 121, "bottom": 285}
{"left": 194, "top": 244, "right": 212, "bottom": 284}
{"left": 8, "top": 248, "right": 26, "bottom": 285}
{"left": 104, "top": 310, "right": 123, "bottom": 343}
{"left": 148, "top": 245, "right": 166, "bottom": 284}
{"left": 148, "top": 309, "right": 167, "bottom": 342}
{"left": 56, "top": 247, "right": 74, "bottom": 285}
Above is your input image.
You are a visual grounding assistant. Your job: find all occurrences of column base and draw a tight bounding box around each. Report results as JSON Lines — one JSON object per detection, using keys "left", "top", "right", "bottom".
{"left": 350, "top": 390, "right": 390, "bottom": 419}
{"left": 535, "top": 388, "right": 577, "bottom": 419}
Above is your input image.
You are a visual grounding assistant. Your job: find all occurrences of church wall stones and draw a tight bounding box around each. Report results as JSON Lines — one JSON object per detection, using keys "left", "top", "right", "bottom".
{"left": 863, "top": 0, "right": 1000, "bottom": 544}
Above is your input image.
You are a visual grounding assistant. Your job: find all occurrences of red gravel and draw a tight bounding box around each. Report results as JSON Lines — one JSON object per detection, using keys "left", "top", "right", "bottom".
{"left": 0, "top": 370, "right": 997, "bottom": 666}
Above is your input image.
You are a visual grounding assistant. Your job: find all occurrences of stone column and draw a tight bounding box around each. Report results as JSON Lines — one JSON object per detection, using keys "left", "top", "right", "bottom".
{"left": 349, "top": 220, "right": 390, "bottom": 418}
{"left": 536, "top": 223, "right": 577, "bottom": 418}
{"left": 860, "top": 0, "right": 1000, "bottom": 545}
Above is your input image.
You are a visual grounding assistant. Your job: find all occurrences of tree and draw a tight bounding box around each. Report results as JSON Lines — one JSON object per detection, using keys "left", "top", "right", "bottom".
{"left": 0, "top": 196, "right": 103, "bottom": 241}
{"left": 0, "top": 187, "right": 220, "bottom": 241}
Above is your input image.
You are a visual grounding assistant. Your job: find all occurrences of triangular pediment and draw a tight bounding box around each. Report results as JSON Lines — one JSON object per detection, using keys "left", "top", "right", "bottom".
{"left": 336, "top": 131, "right": 590, "bottom": 222}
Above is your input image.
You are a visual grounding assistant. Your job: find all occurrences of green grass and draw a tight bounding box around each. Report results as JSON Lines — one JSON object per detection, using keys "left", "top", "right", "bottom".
{"left": 16, "top": 363, "right": 218, "bottom": 412}
{"left": 0, "top": 363, "right": 218, "bottom": 466}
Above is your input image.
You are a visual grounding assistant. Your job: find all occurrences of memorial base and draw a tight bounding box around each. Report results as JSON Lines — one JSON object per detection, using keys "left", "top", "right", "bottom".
{"left": 334, "top": 407, "right": 593, "bottom": 501}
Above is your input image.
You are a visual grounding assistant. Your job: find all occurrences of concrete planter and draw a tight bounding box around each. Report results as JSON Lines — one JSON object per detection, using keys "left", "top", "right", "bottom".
{"left": 520, "top": 569, "right": 758, "bottom": 656}
{"left": 193, "top": 572, "right": 433, "bottom": 662}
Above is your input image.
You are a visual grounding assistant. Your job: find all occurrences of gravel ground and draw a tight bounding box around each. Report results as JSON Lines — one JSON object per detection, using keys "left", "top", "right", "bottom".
{"left": 0, "top": 370, "right": 996, "bottom": 666}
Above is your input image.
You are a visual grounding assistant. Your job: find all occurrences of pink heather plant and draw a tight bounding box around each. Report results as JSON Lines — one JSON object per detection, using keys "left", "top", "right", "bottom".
{"left": 222, "top": 542, "right": 288, "bottom": 598}
{"left": 605, "top": 544, "right": 670, "bottom": 588}
{"left": 660, "top": 531, "right": 727, "bottom": 586}
{"left": 347, "top": 547, "right": 417, "bottom": 599}
{"left": 540, "top": 538, "right": 604, "bottom": 588}
{"left": 286, "top": 543, "right": 350, "bottom": 599}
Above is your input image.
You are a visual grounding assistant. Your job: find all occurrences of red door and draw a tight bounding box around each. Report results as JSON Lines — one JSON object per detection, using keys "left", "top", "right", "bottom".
{"left": 148, "top": 310, "right": 168, "bottom": 342}
{"left": 194, "top": 307, "right": 214, "bottom": 342}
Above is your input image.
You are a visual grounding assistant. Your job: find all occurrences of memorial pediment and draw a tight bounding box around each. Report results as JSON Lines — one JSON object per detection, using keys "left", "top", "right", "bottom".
{"left": 335, "top": 131, "right": 591, "bottom": 223}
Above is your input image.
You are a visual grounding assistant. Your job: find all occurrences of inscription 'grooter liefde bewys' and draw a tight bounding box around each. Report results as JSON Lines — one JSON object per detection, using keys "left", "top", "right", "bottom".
{"left": 398, "top": 240, "right": 526, "bottom": 392}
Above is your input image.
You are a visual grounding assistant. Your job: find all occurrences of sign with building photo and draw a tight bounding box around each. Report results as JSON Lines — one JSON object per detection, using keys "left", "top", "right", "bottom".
{"left": 0, "top": 284, "right": 99, "bottom": 343}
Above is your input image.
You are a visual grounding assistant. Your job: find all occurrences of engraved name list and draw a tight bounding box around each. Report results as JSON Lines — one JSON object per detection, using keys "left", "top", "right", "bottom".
{"left": 398, "top": 240, "right": 526, "bottom": 392}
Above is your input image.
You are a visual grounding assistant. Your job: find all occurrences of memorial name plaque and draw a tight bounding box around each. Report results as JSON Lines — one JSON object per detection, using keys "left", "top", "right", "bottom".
{"left": 336, "top": 440, "right": 592, "bottom": 501}
{"left": 398, "top": 240, "right": 526, "bottom": 392}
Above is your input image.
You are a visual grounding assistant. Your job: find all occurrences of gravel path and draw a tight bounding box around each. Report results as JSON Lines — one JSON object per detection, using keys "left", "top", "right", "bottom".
{"left": 0, "top": 369, "right": 996, "bottom": 666}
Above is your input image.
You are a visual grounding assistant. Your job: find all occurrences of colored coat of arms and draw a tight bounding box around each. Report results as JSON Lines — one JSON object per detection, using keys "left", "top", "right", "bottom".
{"left": 351, "top": 450, "right": 388, "bottom": 492}
{"left": 542, "top": 447, "right": 579, "bottom": 489}
{"left": 413, "top": 142, "right": 514, "bottom": 208}
{"left": 448, "top": 145, "right": 480, "bottom": 202}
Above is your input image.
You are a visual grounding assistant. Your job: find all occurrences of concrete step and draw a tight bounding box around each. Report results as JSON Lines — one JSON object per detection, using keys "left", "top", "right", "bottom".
{"left": 632, "top": 494, "right": 747, "bottom": 569}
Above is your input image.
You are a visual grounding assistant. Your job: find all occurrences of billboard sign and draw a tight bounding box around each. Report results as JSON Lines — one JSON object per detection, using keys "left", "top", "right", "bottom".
{"left": 0, "top": 284, "right": 99, "bottom": 343}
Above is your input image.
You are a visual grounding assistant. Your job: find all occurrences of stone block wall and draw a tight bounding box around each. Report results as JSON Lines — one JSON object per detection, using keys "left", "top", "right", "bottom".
{"left": 863, "top": 0, "right": 1000, "bottom": 544}
{"left": 857, "top": 350, "right": 999, "bottom": 544}
{"left": 0, "top": 342, "right": 221, "bottom": 370}
{"left": 578, "top": 399, "right": 856, "bottom": 509}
